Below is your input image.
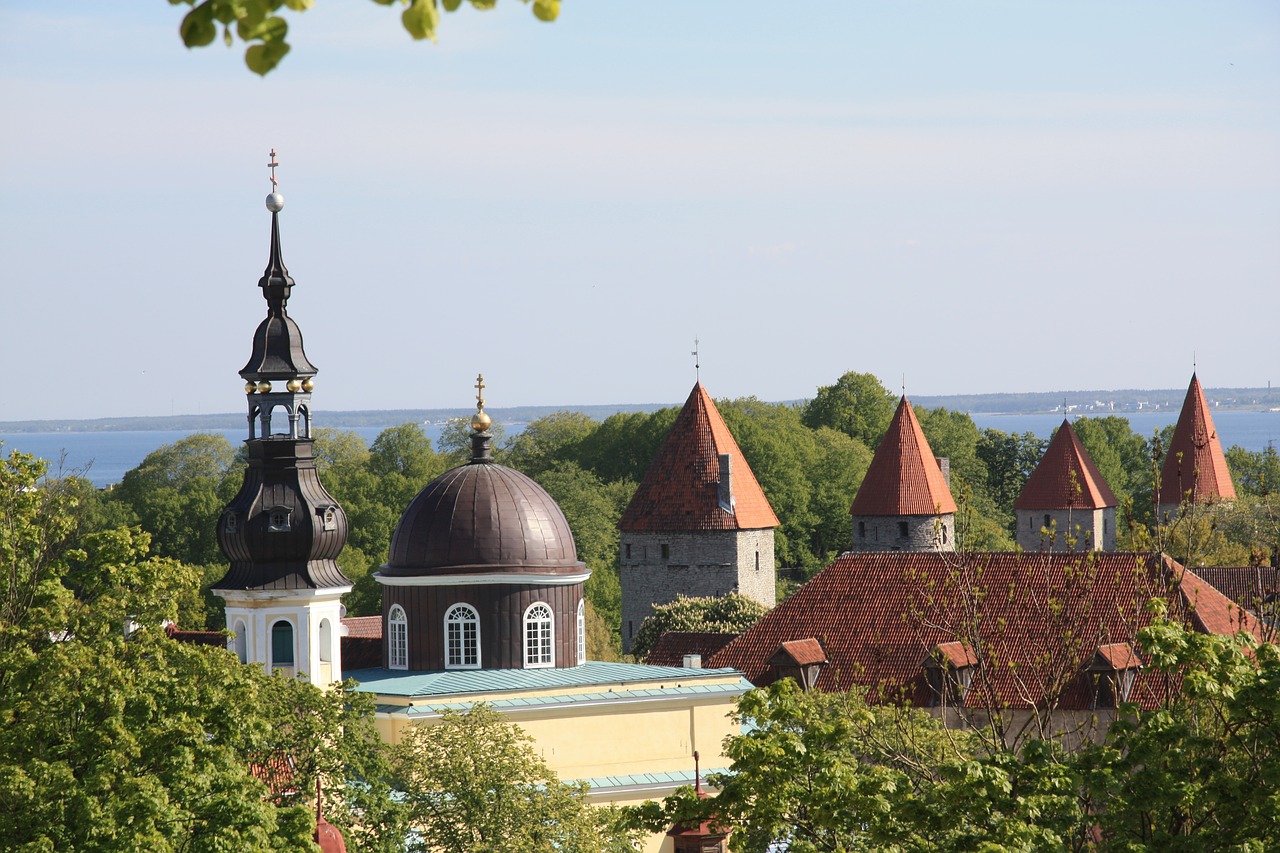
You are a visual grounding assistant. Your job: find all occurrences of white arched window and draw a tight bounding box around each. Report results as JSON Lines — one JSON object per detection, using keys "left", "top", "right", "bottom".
{"left": 318, "top": 618, "right": 333, "bottom": 663}
{"left": 270, "top": 619, "right": 294, "bottom": 669}
{"left": 523, "top": 603, "right": 554, "bottom": 669}
{"left": 444, "top": 603, "right": 480, "bottom": 670}
{"left": 576, "top": 600, "right": 586, "bottom": 665}
{"left": 388, "top": 605, "right": 408, "bottom": 670}
{"left": 233, "top": 619, "right": 247, "bottom": 664}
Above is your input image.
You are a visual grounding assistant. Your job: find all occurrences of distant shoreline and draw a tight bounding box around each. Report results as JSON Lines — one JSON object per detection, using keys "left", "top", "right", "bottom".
{"left": 2, "top": 387, "right": 1276, "bottom": 433}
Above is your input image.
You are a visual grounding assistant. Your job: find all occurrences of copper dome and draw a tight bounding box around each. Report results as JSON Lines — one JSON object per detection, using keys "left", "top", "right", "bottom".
{"left": 383, "top": 458, "right": 584, "bottom": 577}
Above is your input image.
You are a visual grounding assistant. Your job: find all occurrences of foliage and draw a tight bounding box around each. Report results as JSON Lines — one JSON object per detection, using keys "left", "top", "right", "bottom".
{"left": 801, "top": 370, "right": 898, "bottom": 448}
{"left": 169, "top": 0, "right": 562, "bottom": 76}
{"left": 630, "top": 593, "right": 768, "bottom": 660}
{"left": 0, "top": 452, "right": 397, "bottom": 851}
{"left": 390, "top": 704, "right": 640, "bottom": 852}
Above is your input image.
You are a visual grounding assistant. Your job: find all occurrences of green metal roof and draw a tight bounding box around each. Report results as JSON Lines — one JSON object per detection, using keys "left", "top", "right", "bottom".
{"left": 372, "top": 679, "right": 750, "bottom": 717}
{"left": 348, "top": 660, "right": 748, "bottom": 700}
{"left": 573, "top": 768, "right": 729, "bottom": 792}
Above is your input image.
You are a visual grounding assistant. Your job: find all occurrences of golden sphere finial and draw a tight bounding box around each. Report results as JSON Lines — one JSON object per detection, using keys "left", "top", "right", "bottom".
{"left": 471, "top": 373, "right": 490, "bottom": 432}
{"left": 256, "top": 380, "right": 272, "bottom": 394}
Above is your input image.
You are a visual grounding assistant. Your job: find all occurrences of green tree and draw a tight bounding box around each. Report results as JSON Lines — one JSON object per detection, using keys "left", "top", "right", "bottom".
{"left": 572, "top": 408, "right": 680, "bottom": 485}
{"left": 170, "top": 0, "right": 562, "bottom": 76}
{"left": 801, "top": 371, "right": 898, "bottom": 448}
{"left": 975, "top": 428, "right": 1045, "bottom": 525}
{"left": 630, "top": 593, "right": 768, "bottom": 660}
{"left": 390, "top": 704, "right": 640, "bottom": 852}
{"left": 503, "top": 411, "right": 598, "bottom": 478}
{"left": 109, "top": 433, "right": 241, "bottom": 567}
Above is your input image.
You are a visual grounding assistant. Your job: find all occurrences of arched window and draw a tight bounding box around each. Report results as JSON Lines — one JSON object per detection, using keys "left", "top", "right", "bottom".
{"left": 318, "top": 618, "right": 333, "bottom": 663}
{"left": 388, "top": 605, "right": 408, "bottom": 670}
{"left": 233, "top": 619, "right": 247, "bottom": 663}
{"left": 270, "top": 620, "right": 294, "bottom": 668}
{"left": 523, "top": 603, "right": 554, "bottom": 669}
{"left": 576, "top": 599, "right": 586, "bottom": 665}
{"left": 444, "top": 603, "right": 480, "bottom": 669}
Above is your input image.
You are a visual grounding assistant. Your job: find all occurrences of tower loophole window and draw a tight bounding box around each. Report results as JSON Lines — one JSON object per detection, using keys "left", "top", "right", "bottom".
{"left": 267, "top": 506, "right": 292, "bottom": 533}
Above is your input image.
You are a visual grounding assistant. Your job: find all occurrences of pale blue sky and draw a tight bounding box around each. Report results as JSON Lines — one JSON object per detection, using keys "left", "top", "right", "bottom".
{"left": 1, "top": 2, "right": 1277, "bottom": 420}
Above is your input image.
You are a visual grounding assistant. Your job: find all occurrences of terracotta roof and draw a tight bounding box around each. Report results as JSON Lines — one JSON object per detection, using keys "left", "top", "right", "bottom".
{"left": 646, "top": 631, "right": 739, "bottom": 667}
{"left": 342, "top": 615, "right": 382, "bottom": 639}
{"left": 1014, "top": 419, "right": 1117, "bottom": 510}
{"left": 1194, "top": 566, "right": 1280, "bottom": 615}
{"left": 708, "top": 551, "right": 1260, "bottom": 711}
{"left": 1092, "top": 643, "right": 1142, "bottom": 671}
{"left": 928, "top": 640, "right": 979, "bottom": 669}
{"left": 850, "top": 396, "right": 957, "bottom": 516}
{"left": 769, "top": 638, "right": 828, "bottom": 667}
{"left": 1158, "top": 374, "right": 1236, "bottom": 506}
{"left": 620, "top": 383, "right": 780, "bottom": 532}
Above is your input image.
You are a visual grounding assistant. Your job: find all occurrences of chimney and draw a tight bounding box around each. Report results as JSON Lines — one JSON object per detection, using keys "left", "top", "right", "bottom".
{"left": 717, "top": 453, "right": 734, "bottom": 513}
{"left": 683, "top": 654, "right": 703, "bottom": 669}
{"left": 935, "top": 456, "right": 951, "bottom": 487}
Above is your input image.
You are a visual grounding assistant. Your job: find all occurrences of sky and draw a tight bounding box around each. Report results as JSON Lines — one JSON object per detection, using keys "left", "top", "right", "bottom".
{"left": 1, "top": 1, "right": 1278, "bottom": 421}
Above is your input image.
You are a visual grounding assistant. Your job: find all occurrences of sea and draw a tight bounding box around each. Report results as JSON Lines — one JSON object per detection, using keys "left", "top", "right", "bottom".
{"left": 2, "top": 411, "right": 1278, "bottom": 489}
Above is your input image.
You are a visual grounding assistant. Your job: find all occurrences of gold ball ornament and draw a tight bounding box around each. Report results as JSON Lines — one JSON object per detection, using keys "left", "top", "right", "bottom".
{"left": 301, "top": 378, "right": 315, "bottom": 392}
{"left": 286, "top": 379, "right": 302, "bottom": 392}
{"left": 471, "top": 411, "right": 492, "bottom": 431}
{"left": 256, "top": 381, "right": 272, "bottom": 394}
{"left": 244, "top": 382, "right": 256, "bottom": 394}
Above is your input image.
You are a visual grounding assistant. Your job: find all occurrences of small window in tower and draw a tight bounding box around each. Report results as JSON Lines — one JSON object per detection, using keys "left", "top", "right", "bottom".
{"left": 898, "top": 521, "right": 909, "bottom": 538}
{"left": 661, "top": 544, "right": 670, "bottom": 560}
{"left": 858, "top": 521, "right": 866, "bottom": 540}
{"left": 1104, "top": 517, "right": 1109, "bottom": 535}
{"left": 267, "top": 506, "right": 292, "bottom": 533}
{"left": 225, "top": 512, "right": 239, "bottom": 534}
{"left": 1044, "top": 514, "right": 1052, "bottom": 529}
{"left": 1030, "top": 516, "right": 1035, "bottom": 531}
{"left": 941, "top": 525, "right": 948, "bottom": 545}
{"left": 625, "top": 543, "right": 632, "bottom": 560}
{"left": 320, "top": 506, "right": 337, "bottom": 532}
{"left": 755, "top": 551, "right": 761, "bottom": 571}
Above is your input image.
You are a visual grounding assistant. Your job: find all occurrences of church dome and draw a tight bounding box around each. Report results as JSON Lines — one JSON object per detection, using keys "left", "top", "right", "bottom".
{"left": 381, "top": 432, "right": 583, "bottom": 578}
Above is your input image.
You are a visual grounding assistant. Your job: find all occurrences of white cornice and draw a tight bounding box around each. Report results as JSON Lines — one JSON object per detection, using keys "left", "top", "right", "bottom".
{"left": 373, "top": 571, "right": 591, "bottom": 588}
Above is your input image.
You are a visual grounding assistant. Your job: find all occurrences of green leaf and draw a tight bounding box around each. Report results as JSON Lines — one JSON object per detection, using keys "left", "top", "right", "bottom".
{"left": 442, "top": 0, "right": 463, "bottom": 11}
{"left": 244, "top": 40, "right": 290, "bottom": 75}
{"left": 180, "top": 3, "right": 218, "bottom": 48}
{"left": 237, "top": 13, "right": 287, "bottom": 42}
{"left": 401, "top": 0, "right": 439, "bottom": 41}
{"left": 533, "top": 0, "right": 559, "bottom": 23}
{"left": 283, "top": 0, "right": 314, "bottom": 10}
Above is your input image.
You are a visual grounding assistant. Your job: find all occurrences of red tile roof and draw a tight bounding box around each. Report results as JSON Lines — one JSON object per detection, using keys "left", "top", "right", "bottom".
{"left": 773, "top": 638, "right": 829, "bottom": 667}
{"left": 1014, "top": 419, "right": 1117, "bottom": 510}
{"left": 646, "top": 631, "right": 739, "bottom": 667}
{"left": 849, "top": 396, "right": 957, "bottom": 516}
{"left": 1093, "top": 642, "right": 1141, "bottom": 671}
{"left": 1158, "top": 374, "right": 1236, "bottom": 506}
{"left": 708, "top": 551, "right": 1260, "bottom": 711}
{"left": 930, "top": 640, "right": 979, "bottom": 669}
{"left": 1194, "top": 566, "right": 1280, "bottom": 615}
{"left": 620, "top": 383, "right": 780, "bottom": 532}
{"left": 342, "top": 615, "right": 382, "bottom": 639}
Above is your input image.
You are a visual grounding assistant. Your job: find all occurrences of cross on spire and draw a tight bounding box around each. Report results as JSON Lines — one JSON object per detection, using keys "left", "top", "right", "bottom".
{"left": 267, "top": 148, "right": 280, "bottom": 191}
{"left": 474, "top": 373, "right": 486, "bottom": 411}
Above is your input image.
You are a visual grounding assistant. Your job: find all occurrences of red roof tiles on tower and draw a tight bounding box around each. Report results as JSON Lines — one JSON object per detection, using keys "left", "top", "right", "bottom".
{"left": 620, "top": 383, "right": 780, "bottom": 532}
{"left": 1158, "top": 374, "right": 1236, "bottom": 507}
{"left": 1015, "top": 419, "right": 1117, "bottom": 510}
{"left": 849, "top": 396, "right": 957, "bottom": 516}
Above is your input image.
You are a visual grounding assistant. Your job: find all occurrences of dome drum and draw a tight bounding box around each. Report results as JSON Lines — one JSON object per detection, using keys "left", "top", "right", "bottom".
{"left": 383, "top": 582, "right": 584, "bottom": 671}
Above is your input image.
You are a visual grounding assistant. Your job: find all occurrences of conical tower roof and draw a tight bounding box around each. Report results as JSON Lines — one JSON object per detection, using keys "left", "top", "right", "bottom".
{"left": 620, "top": 383, "right": 779, "bottom": 532}
{"left": 850, "top": 396, "right": 957, "bottom": 516}
{"left": 1015, "top": 419, "right": 1117, "bottom": 510}
{"left": 1158, "top": 373, "right": 1236, "bottom": 506}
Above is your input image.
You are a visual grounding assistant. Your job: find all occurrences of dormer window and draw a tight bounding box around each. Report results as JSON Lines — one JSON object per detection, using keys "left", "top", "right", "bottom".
{"left": 266, "top": 505, "right": 292, "bottom": 533}
{"left": 319, "top": 505, "right": 338, "bottom": 531}
{"left": 1089, "top": 643, "right": 1142, "bottom": 709}
{"left": 923, "top": 641, "right": 979, "bottom": 707}
{"left": 768, "top": 638, "right": 828, "bottom": 691}
{"left": 224, "top": 512, "right": 239, "bottom": 534}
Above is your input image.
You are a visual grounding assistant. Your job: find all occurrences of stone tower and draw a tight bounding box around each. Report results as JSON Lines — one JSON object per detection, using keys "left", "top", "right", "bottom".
{"left": 213, "top": 153, "right": 352, "bottom": 686}
{"left": 1157, "top": 373, "right": 1236, "bottom": 518}
{"left": 618, "top": 383, "right": 779, "bottom": 653}
{"left": 1014, "top": 419, "right": 1117, "bottom": 551}
{"left": 848, "top": 396, "right": 956, "bottom": 552}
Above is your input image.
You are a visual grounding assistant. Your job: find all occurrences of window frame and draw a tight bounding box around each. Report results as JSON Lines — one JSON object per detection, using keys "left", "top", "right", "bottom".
{"left": 444, "top": 603, "right": 481, "bottom": 670}
{"left": 523, "top": 602, "right": 555, "bottom": 669}
{"left": 388, "top": 604, "right": 409, "bottom": 670}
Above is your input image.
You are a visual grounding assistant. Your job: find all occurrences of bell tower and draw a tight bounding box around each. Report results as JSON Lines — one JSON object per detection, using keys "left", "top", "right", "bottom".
{"left": 213, "top": 151, "right": 352, "bottom": 686}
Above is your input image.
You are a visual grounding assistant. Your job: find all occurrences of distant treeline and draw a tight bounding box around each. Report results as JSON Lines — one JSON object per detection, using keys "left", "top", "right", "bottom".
{"left": 4, "top": 386, "right": 1277, "bottom": 433}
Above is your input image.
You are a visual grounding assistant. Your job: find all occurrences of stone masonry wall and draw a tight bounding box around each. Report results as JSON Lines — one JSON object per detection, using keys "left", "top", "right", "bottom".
{"left": 1015, "top": 507, "right": 1115, "bottom": 552}
{"left": 619, "top": 528, "right": 775, "bottom": 653}
{"left": 849, "top": 514, "right": 955, "bottom": 553}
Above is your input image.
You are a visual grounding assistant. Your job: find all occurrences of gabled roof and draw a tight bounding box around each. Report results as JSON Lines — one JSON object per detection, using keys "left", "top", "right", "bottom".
{"left": 1158, "top": 374, "right": 1236, "bottom": 506}
{"left": 620, "top": 383, "right": 779, "bottom": 532}
{"left": 707, "top": 551, "right": 1260, "bottom": 711}
{"left": 849, "top": 396, "right": 957, "bottom": 516}
{"left": 1195, "top": 566, "right": 1280, "bottom": 616}
{"left": 926, "top": 640, "right": 979, "bottom": 669}
{"left": 1014, "top": 419, "right": 1117, "bottom": 510}
{"left": 1092, "top": 643, "right": 1142, "bottom": 671}
{"left": 769, "top": 638, "right": 828, "bottom": 667}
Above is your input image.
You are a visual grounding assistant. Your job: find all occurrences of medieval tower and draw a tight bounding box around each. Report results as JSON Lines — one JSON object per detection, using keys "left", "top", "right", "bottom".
{"left": 1014, "top": 419, "right": 1118, "bottom": 551}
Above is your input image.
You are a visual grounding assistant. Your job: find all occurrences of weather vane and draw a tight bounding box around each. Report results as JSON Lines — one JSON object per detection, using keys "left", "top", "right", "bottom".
{"left": 267, "top": 148, "right": 280, "bottom": 191}
{"left": 692, "top": 339, "right": 700, "bottom": 381}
